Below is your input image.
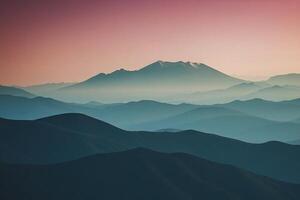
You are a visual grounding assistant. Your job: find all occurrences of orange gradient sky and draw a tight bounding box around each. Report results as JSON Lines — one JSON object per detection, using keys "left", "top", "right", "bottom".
{"left": 1, "top": 0, "right": 300, "bottom": 86}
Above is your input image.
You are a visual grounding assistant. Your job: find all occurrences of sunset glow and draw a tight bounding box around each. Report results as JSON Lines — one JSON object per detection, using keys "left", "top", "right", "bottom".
{"left": 1, "top": 0, "right": 300, "bottom": 85}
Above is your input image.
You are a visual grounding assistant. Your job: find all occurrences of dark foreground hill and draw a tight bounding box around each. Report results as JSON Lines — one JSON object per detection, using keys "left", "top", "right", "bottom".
{"left": 1, "top": 148, "right": 300, "bottom": 200}
{"left": 1, "top": 113, "right": 300, "bottom": 183}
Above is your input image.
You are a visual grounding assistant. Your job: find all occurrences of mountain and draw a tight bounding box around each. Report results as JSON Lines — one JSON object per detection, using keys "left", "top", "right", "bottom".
{"left": 24, "top": 82, "right": 74, "bottom": 94}
{"left": 266, "top": 73, "right": 300, "bottom": 86}
{"left": 1, "top": 148, "right": 300, "bottom": 200}
{"left": 22, "top": 82, "right": 75, "bottom": 101}
{"left": 241, "top": 85, "right": 300, "bottom": 101}
{"left": 0, "top": 85, "right": 35, "bottom": 98}
{"left": 57, "top": 61, "right": 243, "bottom": 103}
{"left": 0, "top": 95, "right": 96, "bottom": 120}
{"left": 182, "top": 82, "right": 264, "bottom": 104}
{"left": 0, "top": 95, "right": 197, "bottom": 125}
{"left": 1, "top": 113, "right": 300, "bottom": 183}
{"left": 1, "top": 95, "right": 299, "bottom": 143}
{"left": 92, "top": 100, "right": 198, "bottom": 127}
{"left": 133, "top": 106, "right": 300, "bottom": 143}
{"left": 288, "top": 139, "right": 300, "bottom": 145}
{"left": 282, "top": 98, "right": 300, "bottom": 106}
{"left": 222, "top": 98, "right": 300, "bottom": 121}
{"left": 70, "top": 61, "right": 242, "bottom": 90}
{"left": 182, "top": 77, "right": 300, "bottom": 104}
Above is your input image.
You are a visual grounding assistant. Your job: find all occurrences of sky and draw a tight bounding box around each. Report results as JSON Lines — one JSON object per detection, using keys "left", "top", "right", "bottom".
{"left": 0, "top": 0, "right": 300, "bottom": 86}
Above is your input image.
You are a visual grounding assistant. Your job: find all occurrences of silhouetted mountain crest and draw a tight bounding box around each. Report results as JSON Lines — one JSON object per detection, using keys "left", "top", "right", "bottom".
{"left": 37, "top": 113, "right": 124, "bottom": 133}
{"left": 59, "top": 61, "right": 243, "bottom": 103}
{"left": 2, "top": 114, "right": 300, "bottom": 183}
{"left": 2, "top": 148, "right": 300, "bottom": 200}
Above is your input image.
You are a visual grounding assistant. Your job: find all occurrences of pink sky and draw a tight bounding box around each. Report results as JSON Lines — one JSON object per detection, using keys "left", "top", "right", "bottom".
{"left": 1, "top": 0, "right": 300, "bottom": 86}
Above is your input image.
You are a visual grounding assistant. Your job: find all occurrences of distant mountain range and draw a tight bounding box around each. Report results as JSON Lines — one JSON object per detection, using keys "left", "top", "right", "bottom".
{"left": 1, "top": 61, "right": 300, "bottom": 199}
{"left": 68, "top": 61, "right": 242, "bottom": 90}
{"left": 1, "top": 113, "right": 300, "bottom": 183}
{"left": 1, "top": 148, "right": 300, "bottom": 200}
{"left": 17, "top": 61, "right": 300, "bottom": 103}
{"left": 23, "top": 82, "right": 75, "bottom": 98}
{"left": 54, "top": 61, "right": 242, "bottom": 102}
{"left": 1, "top": 94, "right": 299, "bottom": 143}
{"left": 0, "top": 85, "right": 35, "bottom": 98}
{"left": 241, "top": 85, "right": 300, "bottom": 101}
{"left": 131, "top": 106, "right": 300, "bottom": 143}
{"left": 0, "top": 95, "right": 94, "bottom": 120}
{"left": 183, "top": 83, "right": 300, "bottom": 104}
{"left": 266, "top": 73, "right": 300, "bottom": 86}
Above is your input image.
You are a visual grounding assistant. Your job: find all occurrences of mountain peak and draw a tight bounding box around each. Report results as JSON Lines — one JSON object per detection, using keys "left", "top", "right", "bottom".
{"left": 111, "top": 68, "right": 128, "bottom": 74}
{"left": 37, "top": 113, "right": 124, "bottom": 132}
{"left": 140, "top": 60, "right": 217, "bottom": 73}
{"left": 64, "top": 60, "right": 243, "bottom": 98}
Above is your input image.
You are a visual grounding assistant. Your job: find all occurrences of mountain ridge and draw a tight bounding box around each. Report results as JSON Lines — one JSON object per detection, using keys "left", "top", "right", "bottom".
{"left": 1, "top": 113, "right": 300, "bottom": 183}
{"left": 57, "top": 61, "right": 243, "bottom": 102}
{"left": 2, "top": 148, "right": 300, "bottom": 200}
{"left": 0, "top": 85, "right": 35, "bottom": 98}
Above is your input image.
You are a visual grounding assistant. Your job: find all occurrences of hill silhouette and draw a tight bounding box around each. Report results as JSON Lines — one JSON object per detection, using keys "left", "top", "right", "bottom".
{"left": 266, "top": 73, "right": 300, "bottom": 86}
{"left": 1, "top": 95, "right": 300, "bottom": 143}
{"left": 1, "top": 148, "right": 300, "bottom": 200}
{"left": 1, "top": 113, "right": 300, "bottom": 183}
{"left": 0, "top": 85, "right": 35, "bottom": 98}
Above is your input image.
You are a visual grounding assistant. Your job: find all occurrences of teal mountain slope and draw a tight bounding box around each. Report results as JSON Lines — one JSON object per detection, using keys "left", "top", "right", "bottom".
{"left": 56, "top": 61, "right": 243, "bottom": 103}
{"left": 184, "top": 82, "right": 264, "bottom": 104}
{"left": 0, "top": 95, "right": 96, "bottom": 120}
{"left": 221, "top": 98, "right": 300, "bottom": 121}
{"left": 1, "top": 148, "right": 300, "bottom": 200}
{"left": 0, "top": 95, "right": 299, "bottom": 143}
{"left": 0, "top": 85, "right": 35, "bottom": 98}
{"left": 1, "top": 113, "right": 300, "bottom": 183}
{"left": 240, "top": 85, "right": 300, "bottom": 101}
{"left": 132, "top": 107, "right": 300, "bottom": 143}
{"left": 266, "top": 73, "right": 300, "bottom": 86}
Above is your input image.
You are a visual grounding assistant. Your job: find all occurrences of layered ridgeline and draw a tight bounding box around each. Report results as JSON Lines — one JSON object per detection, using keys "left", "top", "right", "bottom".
{"left": 265, "top": 73, "right": 300, "bottom": 86}
{"left": 47, "top": 61, "right": 243, "bottom": 102}
{"left": 1, "top": 95, "right": 300, "bottom": 143}
{"left": 1, "top": 148, "right": 300, "bottom": 200}
{"left": 1, "top": 113, "right": 300, "bottom": 184}
{"left": 183, "top": 82, "right": 300, "bottom": 104}
{"left": 0, "top": 85, "right": 35, "bottom": 98}
{"left": 22, "top": 82, "right": 75, "bottom": 99}
{"left": 21, "top": 62, "right": 300, "bottom": 104}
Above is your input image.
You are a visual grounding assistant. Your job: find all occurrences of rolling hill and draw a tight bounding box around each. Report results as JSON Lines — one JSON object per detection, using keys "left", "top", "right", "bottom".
{"left": 221, "top": 98, "right": 300, "bottom": 121}
{"left": 241, "top": 85, "right": 300, "bottom": 101}
{"left": 23, "top": 82, "right": 75, "bottom": 98}
{"left": 1, "top": 148, "right": 300, "bottom": 200}
{"left": 0, "top": 95, "right": 197, "bottom": 125}
{"left": 91, "top": 100, "right": 198, "bottom": 127}
{"left": 1, "top": 113, "right": 300, "bottom": 183}
{"left": 0, "top": 95, "right": 299, "bottom": 143}
{"left": 183, "top": 82, "right": 264, "bottom": 104}
{"left": 132, "top": 107, "right": 300, "bottom": 143}
{"left": 0, "top": 95, "right": 96, "bottom": 120}
{"left": 0, "top": 85, "right": 35, "bottom": 98}
{"left": 266, "top": 73, "right": 300, "bottom": 86}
